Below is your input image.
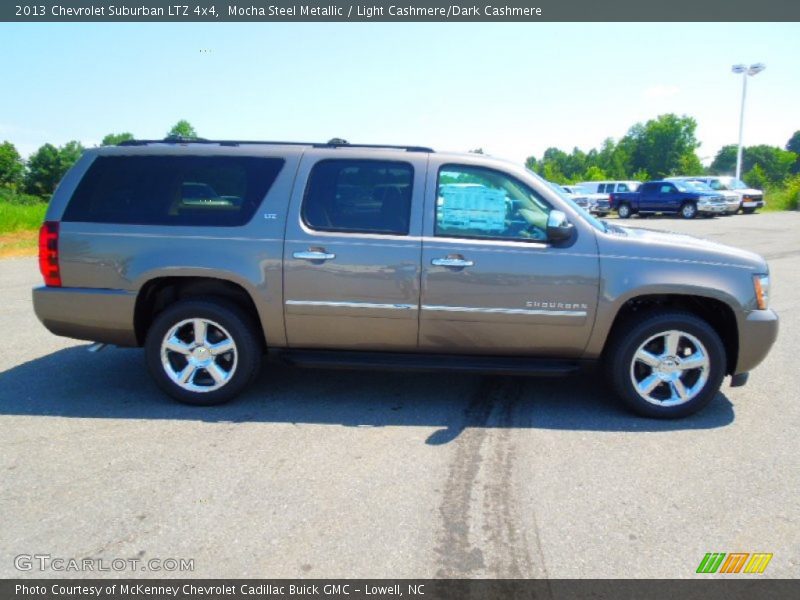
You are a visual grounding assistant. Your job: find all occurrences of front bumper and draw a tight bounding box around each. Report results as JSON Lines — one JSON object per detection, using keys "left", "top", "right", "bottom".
{"left": 724, "top": 200, "right": 741, "bottom": 214}
{"left": 735, "top": 309, "right": 779, "bottom": 375}
{"left": 742, "top": 198, "right": 765, "bottom": 209}
{"left": 698, "top": 203, "right": 727, "bottom": 214}
{"left": 590, "top": 200, "right": 611, "bottom": 215}
{"left": 32, "top": 286, "right": 139, "bottom": 347}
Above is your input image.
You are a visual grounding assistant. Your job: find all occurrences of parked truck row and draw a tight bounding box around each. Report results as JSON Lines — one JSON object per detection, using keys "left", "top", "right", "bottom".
{"left": 558, "top": 176, "right": 765, "bottom": 219}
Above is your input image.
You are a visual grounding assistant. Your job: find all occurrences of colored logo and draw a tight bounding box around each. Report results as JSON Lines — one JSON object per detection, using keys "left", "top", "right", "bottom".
{"left": 696, "top": 552, "right": 772, "bottom": 574}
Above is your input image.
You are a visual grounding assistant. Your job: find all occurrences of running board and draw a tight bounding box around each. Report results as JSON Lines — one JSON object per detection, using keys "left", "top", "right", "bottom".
{"left": 271, "top": 349, "right": 583, "bottom": 377}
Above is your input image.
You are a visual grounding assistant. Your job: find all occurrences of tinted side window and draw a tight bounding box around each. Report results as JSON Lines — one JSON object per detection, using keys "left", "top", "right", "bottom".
{"left": 617, "top": 183, "right": 630, "bottom": 192}
{"left": 659, "top": 184, "right": 674, "bottom": 194}
{"left": 436, "top": 165, "right": 552, "bottom": 242}
{"left": 302, "top": 160, "right": 413, "bottom": 235}
{"left": 64, "top": 155, "right": 284, "bottom": 226}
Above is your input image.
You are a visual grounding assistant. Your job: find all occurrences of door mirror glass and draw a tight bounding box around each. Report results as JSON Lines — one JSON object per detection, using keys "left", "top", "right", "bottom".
{"left": 546, "top": 210, "right": 573, "bottom": 242}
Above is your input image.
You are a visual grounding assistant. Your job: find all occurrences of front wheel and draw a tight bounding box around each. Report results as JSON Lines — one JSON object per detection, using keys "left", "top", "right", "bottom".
{"left": 607, "top": 311, "right": 726, "bottom": 418}
{"left": 617, "top": 203, "right": 632, "bottom": 219}
{"left": 145, "top": 299, "right": 262, "bottom": 406}
{"left": 680, "top": 202, "right": 697, "bottom": 219}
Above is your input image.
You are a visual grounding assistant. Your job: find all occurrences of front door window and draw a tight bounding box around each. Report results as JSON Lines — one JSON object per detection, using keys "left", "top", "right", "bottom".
{"left": 436, "top": 165, "right": 552, "bottom": 243}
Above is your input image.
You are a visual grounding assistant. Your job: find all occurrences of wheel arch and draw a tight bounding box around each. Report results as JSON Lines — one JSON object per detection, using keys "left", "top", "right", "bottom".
{"left": 134, "top": 276, "right": 268, "bottom": 349}
{"left": 601, "top": 293, "right": 739, "bottom": 375}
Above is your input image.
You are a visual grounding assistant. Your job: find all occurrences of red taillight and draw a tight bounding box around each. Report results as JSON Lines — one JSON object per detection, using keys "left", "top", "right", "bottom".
{"left": 609, "top": 193, "right": 615, "bottom": 205}
{"left": 38, "top": 221, "right": 61, "bottom": 287}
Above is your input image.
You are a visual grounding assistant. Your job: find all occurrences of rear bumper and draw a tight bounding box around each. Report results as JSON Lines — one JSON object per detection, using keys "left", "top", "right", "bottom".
{"left": 735, "top": 309, "right": 779, "bottom": 375}
{"left": 32, "top": 286, "right": 139, "bottom": 347}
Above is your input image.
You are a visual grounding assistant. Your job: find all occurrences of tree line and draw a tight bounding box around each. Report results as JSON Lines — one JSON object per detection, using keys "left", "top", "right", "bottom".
{"left": 0, "top": 120, "right": 198, "bottom": 200}
{"left": 525, "top": 114, "right": 799, "bottom": 189}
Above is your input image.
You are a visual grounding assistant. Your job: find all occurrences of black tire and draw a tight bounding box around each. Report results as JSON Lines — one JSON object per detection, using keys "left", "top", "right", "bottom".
{"left": 680, "top": 202, "right": 697, "bottom": 219}
{"left": 742, "top": 207, "right": 756, "bottom": 214}
{"left": 617, "top": 203, "right": 632, "bottom": 219}
{"left": 145, "top": 299, "right": 262, "bottom": 406}
{"left": 606, "top": 311, "right": 726, "bottom": 418}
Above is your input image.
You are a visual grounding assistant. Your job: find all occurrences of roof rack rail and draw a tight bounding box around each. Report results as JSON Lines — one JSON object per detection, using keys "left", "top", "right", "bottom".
{"left": 117, "top": 137, "right": 434, "bottom": 152}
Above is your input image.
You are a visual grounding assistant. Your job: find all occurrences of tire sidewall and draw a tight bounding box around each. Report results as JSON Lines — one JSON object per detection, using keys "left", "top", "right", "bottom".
{"left": 618, "top": 203, "right": 631, "bottom": 219}
{"left": 610, "top": 312, "right": 726, "bottom": 418}
{"left": 145, "top": 300, "right": 261, "bottom": 406}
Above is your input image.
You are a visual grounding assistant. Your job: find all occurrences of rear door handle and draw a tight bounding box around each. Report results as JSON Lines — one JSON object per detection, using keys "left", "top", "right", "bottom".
{"left": 432, "top": 257, "right": 474, "bottom": 268}
{"left": 293, "top": 250, "right": 336, "bottom": 261}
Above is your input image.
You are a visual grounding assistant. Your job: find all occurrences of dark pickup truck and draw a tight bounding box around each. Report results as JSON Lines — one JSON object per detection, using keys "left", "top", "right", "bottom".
{"left": 610, "top": 180, "right": 728, "bottom": 219}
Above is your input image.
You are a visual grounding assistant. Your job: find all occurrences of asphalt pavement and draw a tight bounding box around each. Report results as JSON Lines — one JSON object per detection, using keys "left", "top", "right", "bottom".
{"left": 0, "top": 211, "right": 798, "bottom": 579}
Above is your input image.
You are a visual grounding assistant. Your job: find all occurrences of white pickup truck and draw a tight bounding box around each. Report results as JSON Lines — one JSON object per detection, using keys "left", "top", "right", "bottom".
{"left": 575, "top": 180, "right": 642, "bottom": 217}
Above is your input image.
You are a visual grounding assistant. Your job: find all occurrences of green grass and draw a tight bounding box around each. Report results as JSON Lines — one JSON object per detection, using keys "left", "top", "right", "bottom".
{"left": 0, "top": 201, "right": 47, "bottom": 234}
{"left": 763, "top": 176, "right": 800, "bottom": 212}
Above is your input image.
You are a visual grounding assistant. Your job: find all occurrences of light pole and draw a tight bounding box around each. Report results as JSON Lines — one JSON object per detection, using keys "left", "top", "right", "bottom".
{"left": 731, "top": 63, "right": 765, "bottom": 181}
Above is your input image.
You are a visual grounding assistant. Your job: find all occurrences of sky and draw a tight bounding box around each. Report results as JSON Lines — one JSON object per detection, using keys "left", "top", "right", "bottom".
{"left": 0, "top": 22, "right": 798, "bottom": 165}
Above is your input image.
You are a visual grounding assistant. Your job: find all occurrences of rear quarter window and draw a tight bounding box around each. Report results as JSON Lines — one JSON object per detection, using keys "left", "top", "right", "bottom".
{"left": 63, "top": 155, "right": 284, "bottom": 226}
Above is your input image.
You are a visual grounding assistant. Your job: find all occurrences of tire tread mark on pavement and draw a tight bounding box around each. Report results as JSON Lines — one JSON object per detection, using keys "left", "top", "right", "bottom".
{"left": 484, "top": 381, "right": 540, "bottom": 578}
{"left": 435, "top": 377, "right": 546, "bottom": 583}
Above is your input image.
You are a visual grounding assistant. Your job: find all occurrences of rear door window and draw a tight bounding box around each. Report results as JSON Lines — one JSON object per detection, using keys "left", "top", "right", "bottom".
{"left": 302, "top": 160, "right": 413, "bottom": 235}
{"left": 63, "top": 155, "right": 284, "bottom": 226}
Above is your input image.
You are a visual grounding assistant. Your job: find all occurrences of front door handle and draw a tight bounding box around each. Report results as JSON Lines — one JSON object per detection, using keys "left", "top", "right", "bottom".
{"left": 293, "top": 250, "right": 336, "bottom": 261}
{"left": 432, "top": 257, "right": 474, "bottom": 268}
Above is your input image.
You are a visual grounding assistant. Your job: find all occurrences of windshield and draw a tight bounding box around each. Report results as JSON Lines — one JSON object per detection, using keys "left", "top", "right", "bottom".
{"left": 728, "top": 178, "right": 749, "bottom": 190}
{"left": 706, "top": 179, "right": 729, "bottom": 190}
{"left": 685, "top": 180, "right": 713, "bottom": 192}
{"left": 712, "top": 177, "right": 749, "bottom": 190}
{"left": 673, "top": 181, "right": 693, "bottom": 192}
{"left": 543, "top": 179, "right": 606, "bottom": 232}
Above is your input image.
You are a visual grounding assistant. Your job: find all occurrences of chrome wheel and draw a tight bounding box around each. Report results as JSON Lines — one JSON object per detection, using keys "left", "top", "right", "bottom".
{"left": 160, "top": 318, "right": 238, "bottom": 393}
{"left": 618, "top": 204, "right": 631, "bottom": 218}
{"left": 629, "top": 330, "right": 710, "bottom": 407}
{"left": 681, "top": 203, "right": 696, "bottom": 218}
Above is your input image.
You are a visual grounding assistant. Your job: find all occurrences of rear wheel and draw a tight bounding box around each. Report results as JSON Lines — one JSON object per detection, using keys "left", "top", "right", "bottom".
{"left": 680, "top": 202, "right": 697, "bottom": 219}
{"left": 617, "top": 203, "right": 632, "bottom": 219}
{"left": 607, "top": 311, "right": 726, "bottom": 418}
{"left": 145, "top": 299, "right": 262, "bottom": 406}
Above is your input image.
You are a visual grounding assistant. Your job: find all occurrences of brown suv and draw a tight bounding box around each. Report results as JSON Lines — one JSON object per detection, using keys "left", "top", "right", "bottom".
{"left": 33, "top": 139, "right": 778, "bottom": 418}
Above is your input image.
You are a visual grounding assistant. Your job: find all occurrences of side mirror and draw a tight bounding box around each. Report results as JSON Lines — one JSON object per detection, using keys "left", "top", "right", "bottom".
{"left": 546, "top": 210, "right": 574, "bottom": 242}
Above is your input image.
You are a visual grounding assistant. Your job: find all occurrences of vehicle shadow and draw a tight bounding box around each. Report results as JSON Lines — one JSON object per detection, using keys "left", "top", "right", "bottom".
{"left": 0, "top": 345, "right": 735, "bottom": 443}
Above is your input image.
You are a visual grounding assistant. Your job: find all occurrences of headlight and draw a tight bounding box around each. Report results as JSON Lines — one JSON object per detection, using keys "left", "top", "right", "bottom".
{"left": 753, "top": 274, "right": 770, "bottom": 310}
